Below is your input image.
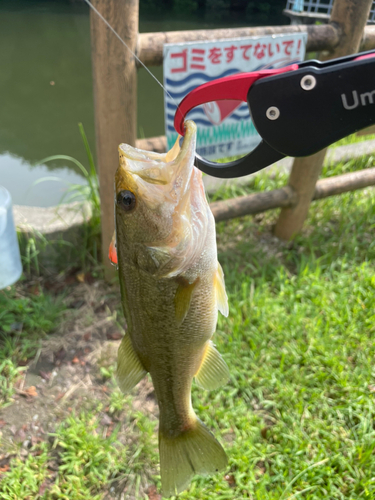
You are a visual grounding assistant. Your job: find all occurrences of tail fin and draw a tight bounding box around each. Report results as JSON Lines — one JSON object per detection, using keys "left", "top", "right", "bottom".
{"left": 159, "top": 418, "right": 228, "bottom": 497}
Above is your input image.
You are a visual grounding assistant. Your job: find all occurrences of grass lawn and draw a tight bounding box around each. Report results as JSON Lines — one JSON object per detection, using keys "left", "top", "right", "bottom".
{"left": 1, "top": 145, "right": 375, "bottom": 499}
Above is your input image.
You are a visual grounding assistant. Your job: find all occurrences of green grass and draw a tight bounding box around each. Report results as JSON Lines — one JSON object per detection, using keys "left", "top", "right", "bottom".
{"left": 0, "top": 401, "right": 158, "bottom": 499}
{"left": 0, "top": 285, "right": 65, "bottom": 407}
{"left": 0, "top": 441, "right": 50, "bottom": 499}
{"left": 334, "top": 132, "right": 375, "bottom": 147}
{"left": 47, "top": 411, "right": 128, "bottom": 499}
{"left": 211, "top": 146, "right": 375, "bottom": 204}
{"left": 181, "top": 171, "right": 375, "bottom": 498}
{"left": 1, "top": 145, "right": 375, "bottom": 498}
{"left": 20, "top": 123, "right": 102, "bottom": 276}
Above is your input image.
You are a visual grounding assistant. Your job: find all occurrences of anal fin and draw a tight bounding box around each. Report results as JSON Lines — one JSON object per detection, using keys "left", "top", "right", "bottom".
{"left": 195, "top": 341, "right": 230, "bottom": 390}
{"left": 116, "top": 334, "right": 147, "bottom": 393}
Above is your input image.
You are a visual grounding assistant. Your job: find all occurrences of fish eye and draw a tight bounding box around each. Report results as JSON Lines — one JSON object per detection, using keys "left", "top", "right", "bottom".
{"left": 117, "top": 190, "right": 136, "bottom": 211}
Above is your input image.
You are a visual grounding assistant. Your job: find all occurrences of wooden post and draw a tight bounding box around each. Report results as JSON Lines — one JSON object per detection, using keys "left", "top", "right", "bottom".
{"left": 90, "top": 0, "right": 138, "bottom": 279}
{"left": 274, "top": 0, "right": 373, "bottom": 241}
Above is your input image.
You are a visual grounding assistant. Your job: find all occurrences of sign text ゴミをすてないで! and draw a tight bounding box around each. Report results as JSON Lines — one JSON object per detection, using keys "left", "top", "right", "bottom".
{"left": 163, "top": 33, "right": 307, "bottom": 160}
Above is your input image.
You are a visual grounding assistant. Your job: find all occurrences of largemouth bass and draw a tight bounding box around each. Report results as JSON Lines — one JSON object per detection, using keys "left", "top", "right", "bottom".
{"left": 113, "top": 120, "right": 229, "bottom": 497}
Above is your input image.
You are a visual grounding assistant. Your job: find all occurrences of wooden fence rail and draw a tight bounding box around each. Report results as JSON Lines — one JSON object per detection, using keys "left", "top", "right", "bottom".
{"left": 210, "top": 167, "right": 375, "bottom": 222}
{"left": 137, "top": 24, "right": 375, "bottom": 67}
{"left": 90, "top": 0, "right": 375, "bottom": 277}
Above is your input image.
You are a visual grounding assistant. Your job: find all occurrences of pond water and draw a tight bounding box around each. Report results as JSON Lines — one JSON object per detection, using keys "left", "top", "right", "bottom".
{"left": 0, "top": 0, "right": 286, "bottom": 207}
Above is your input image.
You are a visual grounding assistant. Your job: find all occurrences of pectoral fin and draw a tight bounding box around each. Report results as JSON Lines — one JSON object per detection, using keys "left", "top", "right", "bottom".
{"left": 135, "top": 244, "right": 171, "bottom": 275}
{"left": 136, "top": 243, "right": 192, "bottom": 279}
{"left": 116, "top": 334, "right": 147, "bottom": 393}
{"left": 175, "top": 278, "right": 199, "bottom": 325}
{"left": 214, "top": 263, "right": 229, "bottom": 317}
{"left": 195, "top": 341, "right": 230, "bottom": 390}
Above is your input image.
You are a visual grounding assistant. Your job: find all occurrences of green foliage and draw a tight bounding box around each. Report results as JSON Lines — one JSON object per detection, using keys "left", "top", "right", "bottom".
{"left": 140, "top": 0, "right": 287, "bottom": 24}
{"left": 48, "top": 413, "right": 122, "bottom": 498}
{"left": 0, "top": 441, "right": 50, "bottom": 499}
{"left": 34, "top": 123, "right": 101, "bottom": 273}
{"left": 0, "top": 286, "right": 65, "bottom": 408}
{"left": 46, "top": 410, "right": 156, "bottom": 499}
{"left": 0, "top": 359, "right": 26, "bottom": 408}
{"left": 0, "top": 394, "right": 158, "bottom": 497}
{"left": 108, "top": 388, "right": 129, "bottom": 416}
{"left": 40, "top": 124, "right": 99, "bottom": 216}
{"left": 100, "top": 365, "right": 115, "bottom": 380}
{"left": 179, "top": 157, "right": 375, "bottom": 498}
{"left": 334, "top": 132, "right": 375, "bottom": 147}
{"left": 16, "top": 123, "right": 99, "bottom": 277}
{"left": 210, "top": 144, "right": 375, "bottom": 204}
{"left": 0, "top": 286, "right": 64, "bottom": 341}
{"left": 140, "top": 0, "right": 198, "bottom": 16}
{"left": 1, "top": 145, "right": 375, "bottom": 498}
{"left": 18, "top": 229, "right": 47, "bottom": 276}
{"left": 17, "top": 228, "right": 80, "bottom": 278}
{"left": 245, "top": 0, "right": 287, "bottom": 24}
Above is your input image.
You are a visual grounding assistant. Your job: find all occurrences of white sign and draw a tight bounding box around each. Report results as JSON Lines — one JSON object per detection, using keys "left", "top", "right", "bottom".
{"left": 163, "top": 33, "right": 307, "bottom": 160}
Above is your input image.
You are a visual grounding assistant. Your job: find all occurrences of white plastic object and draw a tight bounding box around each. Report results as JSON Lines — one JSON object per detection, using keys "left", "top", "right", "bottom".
{"left": 0, "top": 186, "right": 22, "bottom": 289}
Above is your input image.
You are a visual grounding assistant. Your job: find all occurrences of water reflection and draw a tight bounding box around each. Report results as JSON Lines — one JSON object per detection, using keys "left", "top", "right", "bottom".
{"left": 0, "top": 153, "right": 86, "bottom": 207}
{"left": 0, "top": 1, "right": 95, "bottom": 170}
{"left": 0, "top": 0, "right": 284, "bottom": 207}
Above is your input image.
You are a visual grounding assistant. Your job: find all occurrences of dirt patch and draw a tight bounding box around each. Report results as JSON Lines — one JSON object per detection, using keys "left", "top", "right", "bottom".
{"left": 0, "top": 279, "right": 158, "bottom": 454}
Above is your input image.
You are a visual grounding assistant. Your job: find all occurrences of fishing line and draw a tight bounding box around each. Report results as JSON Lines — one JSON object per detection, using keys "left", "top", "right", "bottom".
{"left": 83, "top": 0, "right": 179, "bottom": 107}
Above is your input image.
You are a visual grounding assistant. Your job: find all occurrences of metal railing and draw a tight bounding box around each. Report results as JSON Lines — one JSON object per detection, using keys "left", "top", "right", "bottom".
{"left": 285, "top": 0, "right": 375, "bottom": 23}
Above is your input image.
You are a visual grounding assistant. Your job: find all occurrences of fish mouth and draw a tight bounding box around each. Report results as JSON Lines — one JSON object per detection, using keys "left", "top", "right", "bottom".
{"left": 115, "top": 120, "right": 210, "bottom": 276}
{"left": 116, "top": 121, "right": 197, "bottom": 198}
